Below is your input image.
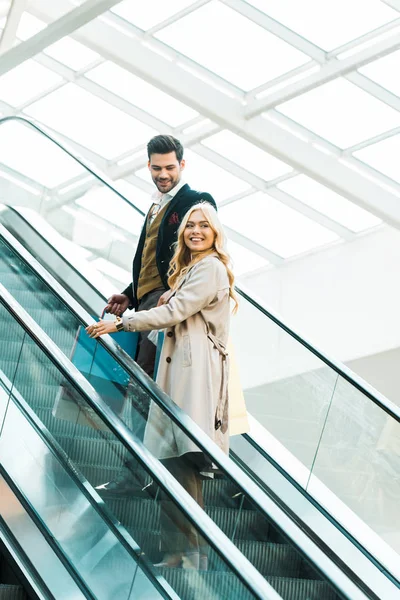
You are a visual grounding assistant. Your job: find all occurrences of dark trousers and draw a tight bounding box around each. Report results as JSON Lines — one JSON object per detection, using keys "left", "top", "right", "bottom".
{"left": 160, "top": 453, "right": 207, "bottom": 556}
{"left": 136, "top": 288, "right": 166, "bottom": 378}
{"left": 126, "top": 287, "right": 165, "bottom": 442}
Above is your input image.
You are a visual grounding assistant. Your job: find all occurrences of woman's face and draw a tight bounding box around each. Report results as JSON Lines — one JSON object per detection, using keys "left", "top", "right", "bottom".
{"left": 184, "top": 209, "right": 215, "bottom": 254}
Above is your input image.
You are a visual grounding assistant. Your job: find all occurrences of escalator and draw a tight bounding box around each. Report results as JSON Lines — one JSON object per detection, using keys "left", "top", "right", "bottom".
{"left": 1, "top": 281, "right": 286, "bottom": 600}
{"left": 0, "top": 116, "right": 399, "bottom": 598}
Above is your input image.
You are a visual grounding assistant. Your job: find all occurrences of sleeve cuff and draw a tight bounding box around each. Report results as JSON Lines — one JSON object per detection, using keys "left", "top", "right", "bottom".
{"left": 122, "top": 314, "right": 136, "bottom": 332}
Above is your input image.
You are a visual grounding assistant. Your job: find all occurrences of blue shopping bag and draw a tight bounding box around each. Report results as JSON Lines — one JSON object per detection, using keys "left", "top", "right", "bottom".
{"left": 71, "top": 311, "right": 139, "bottom": 389}
{"left": 53, "top": 311, "right": 164, "bottom": 429}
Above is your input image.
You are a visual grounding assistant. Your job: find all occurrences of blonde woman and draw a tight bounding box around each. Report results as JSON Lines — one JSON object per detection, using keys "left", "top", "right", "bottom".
{"left": 87, "top": 202, "right": 238, "bottom": 570}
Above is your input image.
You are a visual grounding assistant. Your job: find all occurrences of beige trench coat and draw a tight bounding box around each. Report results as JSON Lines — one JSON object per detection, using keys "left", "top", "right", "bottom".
{"left": 123, "top": 255, "right": 231, "bottom": 460}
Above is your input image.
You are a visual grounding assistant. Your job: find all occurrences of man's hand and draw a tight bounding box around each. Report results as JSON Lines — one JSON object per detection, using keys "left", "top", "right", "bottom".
{"left": 86, "top": 319, "right": 117, "bottom": 338}
{"left": 104, "top": 294, "right": 130, "bottom": 316}
{"left": 157, "top": 290, "right": 171, "bottom": 307}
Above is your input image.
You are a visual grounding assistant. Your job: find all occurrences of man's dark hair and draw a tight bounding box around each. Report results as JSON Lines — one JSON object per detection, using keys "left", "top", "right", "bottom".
{"left": 147, "top": 135, "right": 184, "bottom": 162}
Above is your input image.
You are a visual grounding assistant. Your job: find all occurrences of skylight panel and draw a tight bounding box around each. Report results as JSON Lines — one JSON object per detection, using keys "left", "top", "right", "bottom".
{"left": 15, "top": 13, "right": 100, "bottom": 70}
{"left": 202, "top": 131, "right": 292, "bottom": 180}
{"left": 135, "top": 148, "right": 251, "bottom": 203}
{"left": 155, "top": 1, "right": 310, "bottom": 91}
{"left": 277, "top": 78, "right": 400, "bottom": 148}
{"left": 75, "top": 186, "right": 144, "bottom": 235}
{"left": 116, "top": 179, "right": 153, "bottom": 213}
{"left": 111, "top": 0, "right": 198, "bottom": 30}
{"left": 354, "top": 134, "right": 400, "bottom": 183}
{"left": 86, "top": 62, "right": 198, "bottom": 126}
{"left": 220, "top": 192, "right": 339, "bottom": 258}
{"left": 0, "top": 60, "right": 63, "bottom": 106}
{"left": 0, "top": 120, "right": 85, "bottom": 187}
{"left": 278, "top": 175, "right": 381, "bottom": 232}
{"left": 359, "top": 50, "right": 400, "bottom": 98}
{"left": 246, "top": 0, "right": 398, "bottom": 51}
{"left": 24, "top": 84, "right": 158, "bottom": 159}
{"left": 227, "top": 239, "right": 269, "bottom": 277}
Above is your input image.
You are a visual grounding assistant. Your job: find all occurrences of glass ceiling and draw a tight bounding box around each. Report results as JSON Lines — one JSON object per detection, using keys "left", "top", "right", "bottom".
{"left": 0, "top": 0, "right": 399, "bottom": 285}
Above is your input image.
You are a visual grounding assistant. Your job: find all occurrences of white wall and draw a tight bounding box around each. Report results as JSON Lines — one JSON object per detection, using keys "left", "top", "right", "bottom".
{"left": 239, "top": 224, "right": 400, "bottom": 366}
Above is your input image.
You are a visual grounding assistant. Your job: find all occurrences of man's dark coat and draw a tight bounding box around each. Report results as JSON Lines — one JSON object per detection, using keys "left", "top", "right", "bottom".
{"left": 123, "top": 184, "right": 217, "bottom": 309}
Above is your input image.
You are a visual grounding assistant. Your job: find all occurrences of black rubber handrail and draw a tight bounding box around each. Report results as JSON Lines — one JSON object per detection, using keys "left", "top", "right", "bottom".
{"left": 0, "top": 284, "right": 284, "bottom": 600}
{"left": 0, "top": 226, "right": 368, "bottom": 600}
{"left": 1, "top": 116, "right": 398, "bottom": 425}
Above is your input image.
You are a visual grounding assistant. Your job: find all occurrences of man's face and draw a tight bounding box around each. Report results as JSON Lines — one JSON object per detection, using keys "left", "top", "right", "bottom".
{"left": 148, "top": 151, "right": 185, "bottom": 194}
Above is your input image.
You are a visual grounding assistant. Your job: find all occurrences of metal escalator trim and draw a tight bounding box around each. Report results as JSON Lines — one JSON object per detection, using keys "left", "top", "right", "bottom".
{"left": 0, "top": 370, "right": 180, "bottom": 600}
{"left": 0, "top": 206, "right": 105, "bottom": 311}
{"left": 0, "top": 467, "right": 95, "bottom": 600}
{"left": 0, "top": 514, "right": 54, "bottom": 600}
{"left": 0, "top": 286, "right": 284, "bottom": 600}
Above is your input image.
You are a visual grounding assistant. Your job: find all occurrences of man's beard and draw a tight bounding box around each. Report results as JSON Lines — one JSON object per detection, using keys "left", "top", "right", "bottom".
{"left": 155, "top": 178, "right": 176, "bottom": 192}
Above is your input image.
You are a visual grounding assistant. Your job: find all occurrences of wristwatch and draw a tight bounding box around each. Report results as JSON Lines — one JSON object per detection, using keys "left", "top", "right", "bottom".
{"left": 114, "top": 316, "right": 124, "bottom": 332}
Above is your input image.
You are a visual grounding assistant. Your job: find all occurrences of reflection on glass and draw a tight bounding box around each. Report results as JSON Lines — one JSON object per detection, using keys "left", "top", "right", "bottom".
{"left": 230, "top": 296, "right": 338, "bottom": 478}
{"left": 0, "top": 399, "right": 138, "bottom": 600}
{"left": 309, "top": 376, "right": 400, "bottom": 577}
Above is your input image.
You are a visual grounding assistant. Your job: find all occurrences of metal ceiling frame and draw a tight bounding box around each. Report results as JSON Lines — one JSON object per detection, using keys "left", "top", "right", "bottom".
{"left": 0, "top": 0, "right": 27, "bottom": 53}
{"left": 0, "top": 0, "right": 399, "bottom": 266}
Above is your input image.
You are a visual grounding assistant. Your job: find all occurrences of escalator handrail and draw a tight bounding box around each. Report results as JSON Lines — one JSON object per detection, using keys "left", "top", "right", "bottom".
{"left": 0, "top": 284, "right": 284, "bottom": 600}
{"left": 0, "top": 465, "right": 95, "bottom": 600}
{"left": 0, "top": 371, "right": 179, "bottom": 600}
{"left": 1, "top": 116, "right": 398, "bottom": 425}
{"left": 235, "top": 285, "right": 400, "bottom": 423}
{"left": 1, "top": 226, "right": 371, "bottom": 600}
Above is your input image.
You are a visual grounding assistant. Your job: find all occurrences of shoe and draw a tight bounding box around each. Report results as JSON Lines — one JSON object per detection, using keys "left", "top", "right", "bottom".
{"left": 154, "top": 553, "right": 183, "bottom": 568}
{"left": 95, "top": 472, "right": 156, "bottom": 499}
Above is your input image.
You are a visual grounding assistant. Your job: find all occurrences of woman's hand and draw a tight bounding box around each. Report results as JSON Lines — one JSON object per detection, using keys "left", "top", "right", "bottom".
{"left": 86, "top": 319, "right": 117, "bottom": 338}
{"left": 157, "top": 290, "right": 171, "bottom": 307}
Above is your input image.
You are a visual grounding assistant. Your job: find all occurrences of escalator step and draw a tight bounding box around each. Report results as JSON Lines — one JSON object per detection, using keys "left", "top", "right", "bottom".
{"left": 160, "top": 570, "right": 338, "bottom": 600}
{"left": 0, "top": 585, "right": 26, "bottom": 600}
{"left": 106, "top": 497, "right": 269, "bottom": 544}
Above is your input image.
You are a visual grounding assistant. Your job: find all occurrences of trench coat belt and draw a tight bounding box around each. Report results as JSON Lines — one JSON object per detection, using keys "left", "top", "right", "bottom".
{"left": 207, "top": 331, "right": 229, "bottom": 434}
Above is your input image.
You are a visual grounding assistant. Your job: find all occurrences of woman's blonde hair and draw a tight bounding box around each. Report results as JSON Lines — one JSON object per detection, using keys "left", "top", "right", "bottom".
{"left": 168, "top": 203, "right": 239, "bottom": 313}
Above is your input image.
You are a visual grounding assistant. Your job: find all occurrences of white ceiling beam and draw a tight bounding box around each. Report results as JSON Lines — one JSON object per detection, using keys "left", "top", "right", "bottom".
{"left": 0, "top": 0, "right": 123, "bottom": 76}
{"left": 382, "top": 0, "right": 400, "bottom": 10}
{"left": 346, "top": 71, "right": 400, "bottom": 112}
{"left": 52, "top": 13, "right": 400, "bottom": 227}
{"left": 0, "top": 0, "right": 27, "bottom": 53}
{"left": 192, "top": 143, "right": 354, "bottom": 239}
{"left": 222, "top": 0, "right": 326, "bottom": 62}
{"left": 22, "top": 0, "right": 400, "bottom": 228}
{"left": 144, "top": 0, "right": 210, "bottom": 36}
{"left": 223, "top": 225, "right": 283, "bottom": 265}
{"left": 245, "top": 26, "right": 400, "bottom": 118}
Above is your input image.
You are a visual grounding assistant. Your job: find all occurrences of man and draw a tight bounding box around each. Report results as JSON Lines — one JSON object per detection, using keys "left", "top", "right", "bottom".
{"left": 97, "top": 135, "right": 216, "bottom": 497}
{"left": 106, "top": 134, "right": 216, "bottom": 379}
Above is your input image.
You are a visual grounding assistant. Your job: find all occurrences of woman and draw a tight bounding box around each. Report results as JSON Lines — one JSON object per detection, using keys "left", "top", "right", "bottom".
{"left": 87, "top": 202, "right": 238, "bottom": 569}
